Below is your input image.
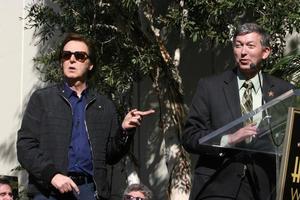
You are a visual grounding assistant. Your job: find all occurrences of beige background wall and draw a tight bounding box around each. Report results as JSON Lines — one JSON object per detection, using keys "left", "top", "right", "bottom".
{"left": 0, "top": 0, "right": 39, "bottom": 180}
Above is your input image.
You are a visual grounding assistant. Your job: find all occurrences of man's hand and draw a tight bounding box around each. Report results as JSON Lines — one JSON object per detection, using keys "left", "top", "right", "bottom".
{"left": 122, "top": 109, "right": 155, "bottom": 130}
{"left": 51, "top": 174, "right": 80, "bottom": 194}
{"left": 228, "top": 123, "right": 257, "bottom": 145}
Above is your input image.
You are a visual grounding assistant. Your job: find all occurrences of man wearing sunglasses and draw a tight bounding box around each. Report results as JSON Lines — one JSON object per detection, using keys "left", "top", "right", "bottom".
{"left": 123, "top": 183, "right": 152, "bottom": 200}
{"left": 17, "top": 33, "right": 154, "bottom": 200}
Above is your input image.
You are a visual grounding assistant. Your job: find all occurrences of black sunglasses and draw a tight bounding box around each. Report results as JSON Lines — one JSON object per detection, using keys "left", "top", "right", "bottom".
{"left": 62, "top": 51, "right": 89, "bottom": 62}
{"left": 123, "top": 195, "right": 145, "bottom": 200}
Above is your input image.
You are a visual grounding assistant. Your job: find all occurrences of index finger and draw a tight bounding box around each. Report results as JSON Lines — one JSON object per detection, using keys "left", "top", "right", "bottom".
{"left": 69, "top": 179, "right": 80, "bottom": 194}
{"left": 133, "top": 109, "right": 155, "bottom": 116}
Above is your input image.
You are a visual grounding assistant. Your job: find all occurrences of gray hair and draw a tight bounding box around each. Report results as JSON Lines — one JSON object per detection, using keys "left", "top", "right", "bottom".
{"left": 233, "top": 23, "right": 270, "bottom": 48}
{"left": 123, "top": 183, "right": 153, "bottom": 200}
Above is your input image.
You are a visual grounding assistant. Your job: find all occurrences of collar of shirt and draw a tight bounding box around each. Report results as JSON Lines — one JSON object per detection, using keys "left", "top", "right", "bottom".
{"left": 237, "top": 70, "right": 262, "bottom": 94}
{"left": 237, "top": 69, "right": 263, "bottom": 123}
{"left": 64, "top": 82, "right": 88, "bottom": 98}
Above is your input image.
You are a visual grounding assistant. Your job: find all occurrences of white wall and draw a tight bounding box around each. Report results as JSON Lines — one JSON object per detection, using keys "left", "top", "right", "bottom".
{"left": 0, "top": 0, "right": 39, "bottom": 181}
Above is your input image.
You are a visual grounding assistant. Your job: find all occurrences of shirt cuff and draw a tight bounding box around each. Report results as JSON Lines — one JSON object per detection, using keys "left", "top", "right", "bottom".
{"left": 220, "top": 135, "right": 232, "bottom": 147}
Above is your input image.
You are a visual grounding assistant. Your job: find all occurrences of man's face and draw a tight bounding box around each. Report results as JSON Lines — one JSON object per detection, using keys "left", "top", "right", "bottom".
{"left": 61, "top": 40, "right": 93, "bottom": 81}
{"left": 0, "top": 184, "right": 13, "bottom": 200}
{"left": 124, "top": 191, "right": 146, "bottom": 200}
{"left": 233, "top": 32, "right": 270, "bottom": 76}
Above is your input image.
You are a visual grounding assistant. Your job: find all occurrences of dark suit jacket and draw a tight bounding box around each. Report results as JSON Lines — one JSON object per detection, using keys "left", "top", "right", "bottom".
{"left": 182, "top": 68, "right": 294, "bottom": 200}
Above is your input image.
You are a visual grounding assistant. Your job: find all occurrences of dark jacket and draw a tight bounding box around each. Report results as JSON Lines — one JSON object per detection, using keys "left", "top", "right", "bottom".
{"left": 17, "top": 84, "right": 132, "bottom": 199}
{"left": 182, "top": 68, "right": 294, "bottom": 200}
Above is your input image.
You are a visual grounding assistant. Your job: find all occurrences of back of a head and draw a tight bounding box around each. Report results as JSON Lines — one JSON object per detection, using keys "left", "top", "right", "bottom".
{"left": 233, "top": 23, "right": 270, "bottom": 48}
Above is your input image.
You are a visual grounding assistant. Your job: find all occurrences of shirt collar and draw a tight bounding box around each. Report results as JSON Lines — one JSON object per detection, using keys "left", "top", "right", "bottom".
{"left": 237, "top": 70, "right": 262, "bottom": 94}
{"left": 63, "top": 82, "right": 88, "bottom": 98}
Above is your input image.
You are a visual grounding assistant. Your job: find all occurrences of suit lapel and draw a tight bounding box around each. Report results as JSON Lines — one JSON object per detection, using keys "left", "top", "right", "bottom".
{"left": 223, "top": 69, "right": 241, "bottom": 120}
{"left": 262, "top": 74, "right": 276, "bottom": 102}
{"left": 221, "top": 71, "right": 276, "bottom": 120}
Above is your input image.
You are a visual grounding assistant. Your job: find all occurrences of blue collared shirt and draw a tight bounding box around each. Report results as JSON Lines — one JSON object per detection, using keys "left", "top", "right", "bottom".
{"left": 64, "top": 83, "right": 93, "bottom": 175}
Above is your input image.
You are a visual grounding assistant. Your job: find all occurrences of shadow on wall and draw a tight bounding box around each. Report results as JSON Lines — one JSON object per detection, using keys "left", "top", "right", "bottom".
{"left": 0, "top": 138, "right": 17, "bottom": 165}
{"left": 0, "top": 81, "right": 41, "bottom": 171}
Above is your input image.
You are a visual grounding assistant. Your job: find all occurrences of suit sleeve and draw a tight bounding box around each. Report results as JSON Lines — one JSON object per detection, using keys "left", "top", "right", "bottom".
{"left": 17, "top": 91, "right": 60, "bottom": 186}
{"left": 182, "top": 79, "right": 222, "bottom": 155}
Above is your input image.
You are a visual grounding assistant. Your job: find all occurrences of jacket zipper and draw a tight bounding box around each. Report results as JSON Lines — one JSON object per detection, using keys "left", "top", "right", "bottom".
{"left": 85, "top": 97, "right": 98, "bottom": 196}
{"left": 60, "top": 94, "right": 74, "bottom": 170}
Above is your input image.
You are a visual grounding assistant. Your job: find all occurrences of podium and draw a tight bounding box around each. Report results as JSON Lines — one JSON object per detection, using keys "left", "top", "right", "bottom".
{"left": 197, "top": 89, "right": 300, "bottom": 200}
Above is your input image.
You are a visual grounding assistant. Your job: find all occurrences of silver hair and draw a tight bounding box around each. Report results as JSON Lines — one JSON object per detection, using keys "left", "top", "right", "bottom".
{"left": 123, "top": 183, "right": 153, "bottom": 200}
{"left": 233, "top": 23, "right": 270, "bottom": 48}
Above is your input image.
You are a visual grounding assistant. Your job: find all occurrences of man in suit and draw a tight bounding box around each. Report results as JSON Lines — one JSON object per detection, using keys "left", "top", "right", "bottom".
{"left": 182, "top": 23, "right": 294, "bottom": 200}
{"left": 17, "top": 33, "right": 154, "bottom": 200}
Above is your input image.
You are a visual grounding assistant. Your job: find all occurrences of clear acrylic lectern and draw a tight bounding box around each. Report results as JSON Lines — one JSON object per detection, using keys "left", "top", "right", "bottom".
{"left": 197, "top": 89, "right": 300, "bottom": 200}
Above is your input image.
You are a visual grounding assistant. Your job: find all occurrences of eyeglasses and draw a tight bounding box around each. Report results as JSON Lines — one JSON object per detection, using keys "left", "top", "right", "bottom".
{"left": 123, "top": 194, "right": 145, "bottom": 200}
{"left": 61, "top": 51, "right": 89, "bottom": 62}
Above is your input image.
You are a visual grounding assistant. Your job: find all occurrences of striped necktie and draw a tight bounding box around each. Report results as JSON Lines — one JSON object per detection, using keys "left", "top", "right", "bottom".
{"left": 241, "top": 80, "right": 254, "bottom": 143}
{"left": 241, "top": 80, "right": 254, "bottom": 122}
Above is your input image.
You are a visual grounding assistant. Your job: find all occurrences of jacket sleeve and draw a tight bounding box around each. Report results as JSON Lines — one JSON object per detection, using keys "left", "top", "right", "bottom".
{"left": 17, "top": 91, "right": 60, "bottom": 186}
{"left": 105, "top": 102, "right": 133, "bottom": 165}
{"left": 182, "top": 79, "right": 225, "bottom": 156}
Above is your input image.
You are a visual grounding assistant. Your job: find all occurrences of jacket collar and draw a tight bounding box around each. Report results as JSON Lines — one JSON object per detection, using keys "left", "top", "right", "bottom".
{"left": 222, "top": 68, "right": 277, "bottom": 119}
{"left": 57, "top": 82, "right": 97, "bottom": 103}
